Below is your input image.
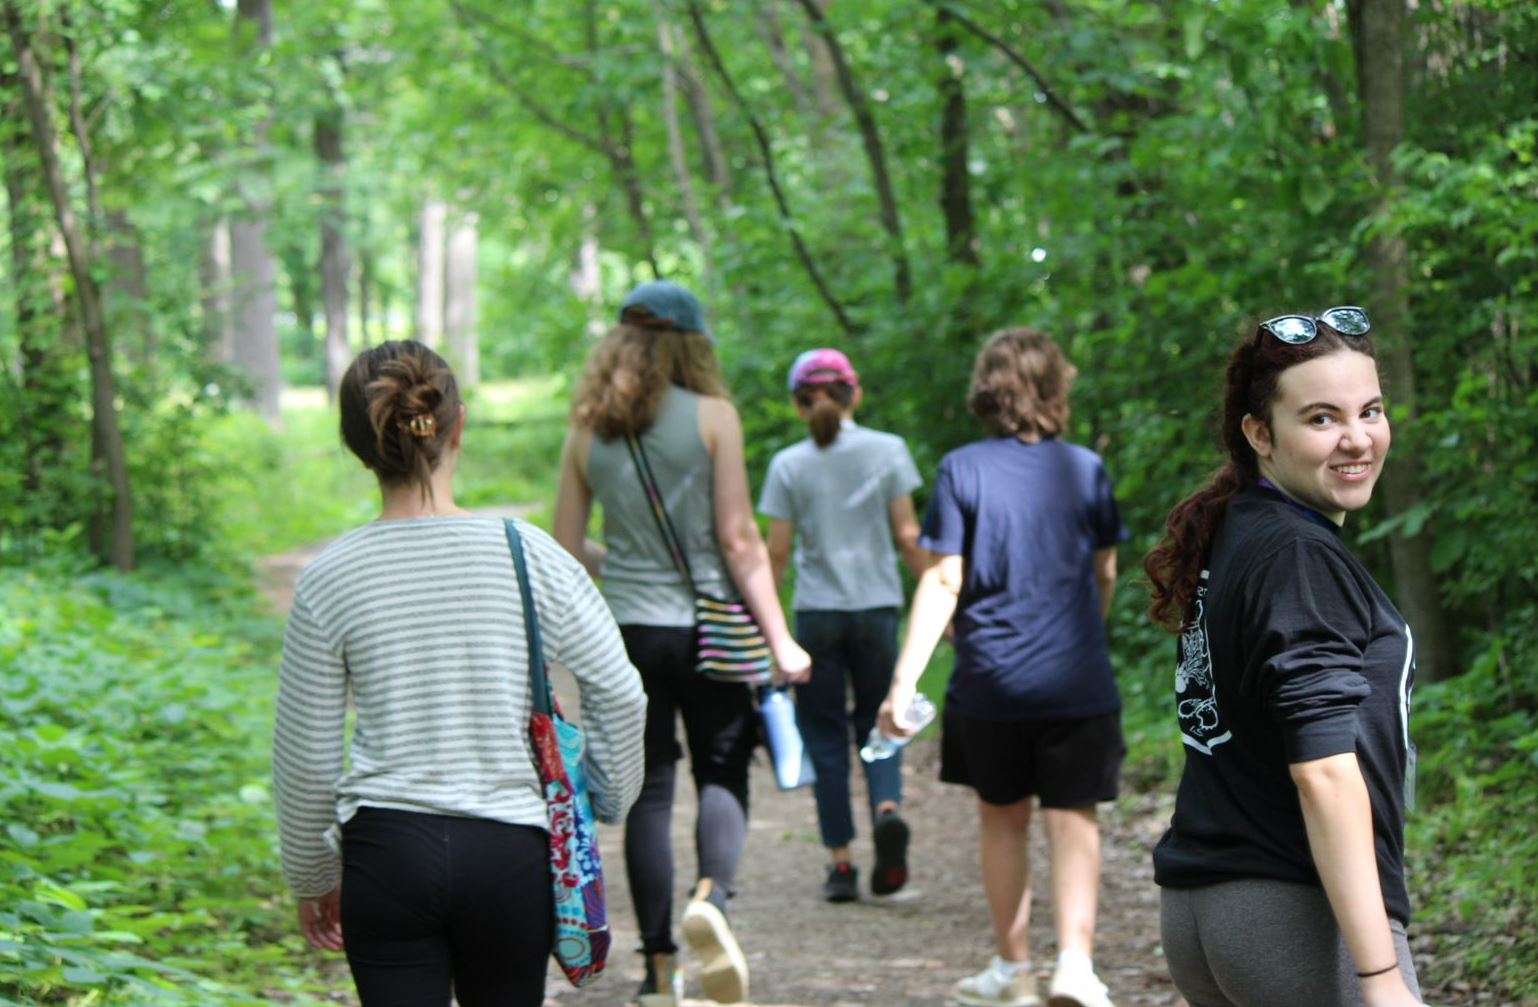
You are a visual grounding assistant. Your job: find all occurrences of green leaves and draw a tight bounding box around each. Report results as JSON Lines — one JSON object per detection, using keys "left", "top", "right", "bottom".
{"left": 0, "top": 566, "right": 336, "bottom": 1005}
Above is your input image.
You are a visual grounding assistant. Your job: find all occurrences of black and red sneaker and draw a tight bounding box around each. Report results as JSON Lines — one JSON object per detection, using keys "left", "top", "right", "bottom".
{"left": 823, "top": 862, "right": 859, "bottom": 903}
{"left": 871, "top": 810, "right": 910, "bottom": 896}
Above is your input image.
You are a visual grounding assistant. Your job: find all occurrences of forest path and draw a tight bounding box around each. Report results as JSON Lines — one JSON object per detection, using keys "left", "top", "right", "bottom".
{"left": 257, "top": 520, "right": 1185, "bottom": 1007}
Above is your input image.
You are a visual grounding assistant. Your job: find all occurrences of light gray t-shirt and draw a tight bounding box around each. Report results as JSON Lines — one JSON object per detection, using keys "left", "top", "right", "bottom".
{"left": 759, "top": 421, "right": 922, "bottom": 611}
{"left": 586, "top": 386, "right": 733, "bottom": 627}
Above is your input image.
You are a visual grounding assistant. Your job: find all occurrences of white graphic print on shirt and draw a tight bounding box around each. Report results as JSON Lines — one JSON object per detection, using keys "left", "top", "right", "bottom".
{"left": 1176, "top": 571, "right": 1231, "bottom": 755}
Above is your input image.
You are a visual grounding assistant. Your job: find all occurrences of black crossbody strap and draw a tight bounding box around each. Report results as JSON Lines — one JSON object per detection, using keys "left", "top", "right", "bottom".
{"left": 624, "top": 432, "right": 698, "bottom": 594}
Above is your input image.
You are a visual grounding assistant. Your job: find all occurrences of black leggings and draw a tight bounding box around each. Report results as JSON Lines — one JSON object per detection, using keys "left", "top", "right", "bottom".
{"left": 620, "top": 624, "right": 758, "bottom": 955}
{"left": 340, "top": 807, "right": 553, "bottom": 1006}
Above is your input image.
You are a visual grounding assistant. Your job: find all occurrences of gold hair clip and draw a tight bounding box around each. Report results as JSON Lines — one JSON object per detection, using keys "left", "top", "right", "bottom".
{"left": 400, "top": 413, "right": 436, "bottom": 438}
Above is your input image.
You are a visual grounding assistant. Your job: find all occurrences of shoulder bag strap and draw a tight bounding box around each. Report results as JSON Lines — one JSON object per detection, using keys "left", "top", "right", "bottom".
{"left": 504, "top": 518, "right": 555, "bottom": 717}
{"left": 624, "top": 431, "right": 698, "bottom": 594}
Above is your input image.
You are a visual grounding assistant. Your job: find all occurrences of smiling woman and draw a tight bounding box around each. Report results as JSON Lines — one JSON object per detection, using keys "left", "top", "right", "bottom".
{"left": 1240, "top": 348, "right": 1391, "bottom": 523}
{"left": 1143, "top": 311, "right": 1428, "bottom": 1007}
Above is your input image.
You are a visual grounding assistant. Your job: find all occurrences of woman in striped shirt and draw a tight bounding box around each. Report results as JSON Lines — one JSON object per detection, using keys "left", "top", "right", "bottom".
{"left": 273, "top": 340, "right": 646, "bottom": 1006}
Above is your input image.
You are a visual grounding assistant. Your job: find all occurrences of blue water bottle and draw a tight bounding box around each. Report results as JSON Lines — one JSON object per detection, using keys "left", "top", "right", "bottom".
{"left": 758, "top": 685, "right": 816, "bottom": 790}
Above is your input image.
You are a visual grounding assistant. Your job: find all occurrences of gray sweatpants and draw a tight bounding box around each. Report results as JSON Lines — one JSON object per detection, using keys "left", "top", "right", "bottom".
{"left": 1160, "top": 879, "right": 1421, "bottom": 1007}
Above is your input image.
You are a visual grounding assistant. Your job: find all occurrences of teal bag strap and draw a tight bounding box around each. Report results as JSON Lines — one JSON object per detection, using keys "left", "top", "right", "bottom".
{"left": 504, "top": 519, "right": 555, "bottom": 717}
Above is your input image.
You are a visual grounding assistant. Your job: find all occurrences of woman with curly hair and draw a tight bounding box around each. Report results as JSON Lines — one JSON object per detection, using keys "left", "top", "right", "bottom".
{"left": 880, "top": 327, "right": 1126, "bottom": 1007}
{"left": 1146, "top": 308, "right": 1426, "bottom": 1007}
{"left": 553, "top": 281, "right": 810, "bottom": 1007}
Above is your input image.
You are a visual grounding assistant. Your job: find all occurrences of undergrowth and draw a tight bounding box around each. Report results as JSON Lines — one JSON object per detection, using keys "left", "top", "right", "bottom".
{"left": 0, "top": 560, "right": 338, "bottom": 1004}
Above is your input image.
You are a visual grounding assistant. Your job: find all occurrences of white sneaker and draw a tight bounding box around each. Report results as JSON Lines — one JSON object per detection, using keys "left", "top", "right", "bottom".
{"left": 955, "top": 958, "right": 1041, "bottom": 1007}
{"left": 681, "top": 880, "right": 748, "bottom": 1004}
{"left": 1047, "top": 953, "right": 1114, "bottom": 1007}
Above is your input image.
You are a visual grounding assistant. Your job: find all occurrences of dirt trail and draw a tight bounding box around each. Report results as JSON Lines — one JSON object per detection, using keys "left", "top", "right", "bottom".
{"left": 548, "top": 745, "right": 1183, "bottom": 1007}
{"left": 259, "top": 523, "right": 1185, "bottom": 1007}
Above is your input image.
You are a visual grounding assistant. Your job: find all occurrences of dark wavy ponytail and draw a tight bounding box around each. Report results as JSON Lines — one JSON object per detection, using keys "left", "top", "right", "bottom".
{"left": 1144, "top": 320, "right": 1376, "bottom": 631}
{"left": 339, "top": 340, "right": 461, "bottom": 495}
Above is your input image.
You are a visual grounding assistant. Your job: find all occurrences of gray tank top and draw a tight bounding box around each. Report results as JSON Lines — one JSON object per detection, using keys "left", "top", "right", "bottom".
{"left": 587, "top": 386, "right": 733, "bottom": 626}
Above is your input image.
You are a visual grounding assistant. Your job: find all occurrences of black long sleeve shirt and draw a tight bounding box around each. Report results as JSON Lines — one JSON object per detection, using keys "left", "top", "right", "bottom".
{"left": 1153, "top": 488, "right": 1416, "bottom": 924}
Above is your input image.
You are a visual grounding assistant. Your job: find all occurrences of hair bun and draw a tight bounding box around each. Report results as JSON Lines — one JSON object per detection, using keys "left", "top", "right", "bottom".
{"left": 343, "top": 341, "right": 461, "bottom": 488}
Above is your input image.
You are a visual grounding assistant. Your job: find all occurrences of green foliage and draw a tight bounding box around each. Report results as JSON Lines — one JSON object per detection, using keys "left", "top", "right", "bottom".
{"left": 455, "top": 376, "right": 572, "bottom": 521}
{"left": 0, "top": 564, "right": 337, "bottom": 1005}
{"left": 204, "top": 393, "right": 377, "bottom": 558}
{"left": 1401, "top": 629, "right": 1538, "bottom": 1000}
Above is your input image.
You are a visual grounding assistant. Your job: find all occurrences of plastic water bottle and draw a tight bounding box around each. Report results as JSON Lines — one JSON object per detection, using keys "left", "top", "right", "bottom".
{"left": 860, "top": 693, "right": 937, "bottom": 762}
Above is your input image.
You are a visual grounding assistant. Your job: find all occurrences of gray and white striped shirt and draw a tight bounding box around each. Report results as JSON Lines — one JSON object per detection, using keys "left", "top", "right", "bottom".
{"left": 273, "top": 517, "right": 646, "bottom": 897}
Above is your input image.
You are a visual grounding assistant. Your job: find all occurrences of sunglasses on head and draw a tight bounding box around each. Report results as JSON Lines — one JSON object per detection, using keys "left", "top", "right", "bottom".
{"left": 1259, "top": 306, "right": 1371, "bottom": 344}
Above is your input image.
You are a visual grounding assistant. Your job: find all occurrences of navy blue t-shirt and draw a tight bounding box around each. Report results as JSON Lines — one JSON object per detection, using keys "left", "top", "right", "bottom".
{"left": 921, "top": 436, "right": 1128, "bottom": 721}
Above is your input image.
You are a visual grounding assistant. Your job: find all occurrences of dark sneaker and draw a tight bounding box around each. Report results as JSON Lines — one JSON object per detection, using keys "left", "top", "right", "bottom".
{"left": 871, "top": 810, "right": 910, "bottom": 896}
{"left": 823, "top": 862, "right": 859, "bottom": 903}
{"left": 680, "top": 879, "right": 748, "bottom": 1004}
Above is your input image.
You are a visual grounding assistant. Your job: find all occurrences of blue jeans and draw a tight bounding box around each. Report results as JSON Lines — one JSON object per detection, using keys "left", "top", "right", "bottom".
{"left": 793, "top": 608, "right": 903, "bottom": 850}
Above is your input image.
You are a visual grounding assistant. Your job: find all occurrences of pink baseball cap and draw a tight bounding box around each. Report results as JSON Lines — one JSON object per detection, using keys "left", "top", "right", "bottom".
{"left": 787, "top": 348, "right": 859, "bottom": 391}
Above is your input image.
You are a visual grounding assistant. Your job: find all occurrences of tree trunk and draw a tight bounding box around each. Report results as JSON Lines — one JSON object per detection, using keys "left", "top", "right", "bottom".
{"left": 358, "top": 247, "right": 374, "bottom": 347}
{"left": 752, "top": 0, "right": 816, "bottom": 124}
{"left": 1352, "top": 0, "right": 1456, "bottom": 681}
{"left": 581, "top": 0, "right": 659, "bottom": 277}
{"left": 229, "top": 221, "right": 279, "bottom": 416}
{"left": 795, "top": 0, "right": 911, "bottom": 302}
{"left": 569, "top": 207, "right": 603, "bottom": 335}
{"left": 800, "top": 0, "right": 841, "bottom": 123}
{"left": 104, "top": 210, "right": 153, "bottom": 369}
{"left": 656, "top": 4, "right": 713, "bottom": 269}
{"left": 4, "top": 75, "right": 70, "bottom": 504}
{"left": 315, "top": 102, "right": 351, "bottom": 400}
{"left": 61, "top": 5, "right": 100, "bottom": 258}
{"left": 935, "top": 5, "right": 979, "bottom": 269}
{"left": 415, "top": 198, "right": 446, "bottom": 349}
{"left": 444, "top": 213, "right": 479, "bottom": 388}
{"left": 688, "top": 0, "right": 857, "bottom": 337}
{"left": 4, "top": 0, "right": 134, "bottom": 569}
{"left": 677, "top": 42, "right": 731, "bottom": 199}
{"left": 230, "top": 0, "right": 281, "bottom": 420}
{"left": 200, "top": 217, "right": 234, "bottom": 361}
{"left": 285, "top": 240, "right": 317, "bottom": 358}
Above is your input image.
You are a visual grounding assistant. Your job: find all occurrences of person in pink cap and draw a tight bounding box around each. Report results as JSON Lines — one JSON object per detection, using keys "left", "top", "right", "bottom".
{"left": 758, "top": 348, "right": 929, "bottom": 903}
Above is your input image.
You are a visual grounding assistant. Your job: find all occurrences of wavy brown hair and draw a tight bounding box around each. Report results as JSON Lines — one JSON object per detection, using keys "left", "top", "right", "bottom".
{"left": 339, "top": 340, "right": 461, "bottom": 496}
{"left": 1143, "top": 320, "right": 1377, "bottom": 631}
{"left": 967, "top": 327, "right": 1077, "bottom": 439}
{"left": 570, "top": 319, "right": 730, "bottom": 440}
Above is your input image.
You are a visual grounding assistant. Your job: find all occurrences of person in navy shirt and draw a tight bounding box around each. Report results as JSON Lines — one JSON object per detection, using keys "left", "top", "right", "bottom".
{"left": 880, "top": 328, "right": 1126, "bottom": 1007}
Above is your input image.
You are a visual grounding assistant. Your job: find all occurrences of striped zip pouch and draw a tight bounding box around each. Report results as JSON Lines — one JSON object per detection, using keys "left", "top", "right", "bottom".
{"left": 626, "top": 433, "right": 773, "bottom": 685}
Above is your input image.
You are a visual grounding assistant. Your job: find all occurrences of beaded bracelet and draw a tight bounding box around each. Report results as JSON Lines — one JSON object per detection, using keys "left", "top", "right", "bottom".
{"left": 1356, "top": 962, "right": 1399, "bottom": 979}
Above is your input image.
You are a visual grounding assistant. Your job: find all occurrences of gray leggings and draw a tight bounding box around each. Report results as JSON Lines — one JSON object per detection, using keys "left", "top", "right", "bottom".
{"left": 1160, "top": 879, "right": 1421, "bottom": 1007}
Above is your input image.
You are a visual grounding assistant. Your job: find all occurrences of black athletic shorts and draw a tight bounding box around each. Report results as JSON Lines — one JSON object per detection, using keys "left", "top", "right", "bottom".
{"left": 939, "top": 706, "right": 1125, "bottom": 808}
